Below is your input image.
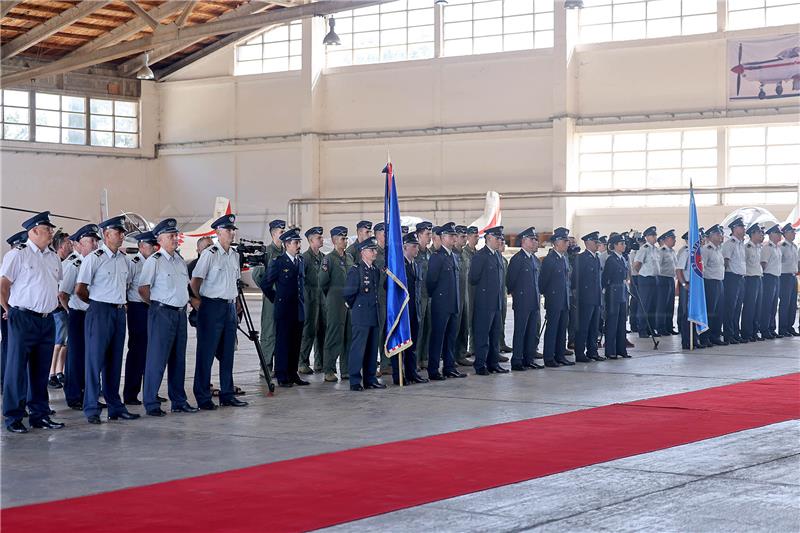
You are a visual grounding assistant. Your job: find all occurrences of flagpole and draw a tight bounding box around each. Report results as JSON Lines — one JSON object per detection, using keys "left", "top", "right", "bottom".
{"left": 399, "top": 357, "right": 404, "bottom": 387}
{"left": 690, "top": 324, "right": 693, "bottom": 351}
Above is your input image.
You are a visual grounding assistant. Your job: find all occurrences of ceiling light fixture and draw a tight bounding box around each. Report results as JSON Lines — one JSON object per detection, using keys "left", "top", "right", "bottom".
{"left": 135, "top": 51, "right": 154, "bottom": 80}
{"left": 322, "top": 16, "right": 341, "bottom": 46}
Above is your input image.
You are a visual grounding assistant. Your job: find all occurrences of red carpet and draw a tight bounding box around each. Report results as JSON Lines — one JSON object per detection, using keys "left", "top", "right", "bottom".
{"left": 3, "top": 373, "right": 799, "bottom": 533}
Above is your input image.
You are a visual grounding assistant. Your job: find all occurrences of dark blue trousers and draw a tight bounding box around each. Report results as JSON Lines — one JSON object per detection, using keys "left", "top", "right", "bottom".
{"left": 348, "top": 324, "right": 378, "bottom": 386}
{"left": 274, "top": 318, "right": 302, "bottom": 383}
{"left": 123, "top": 301, "right": 148, "bottom": 403}
{"left": 723, "top": 272, "right": 744, "bottom": 340}
{"left": 392, "top": 310, "right": 419, "bottom": 383}
{"left": 543, "top": 307, "right": 568, "bottom": 364}
{"left": 678, "top": 284, "right": 692, "bottom": 348}
{"left": 778, "top": 273, "right": 798, "bottom": 334}
{"left": 193, "top": 297, "right": 236, "bottom": 405}
{"left": 143, "top": 302, "right": 189, "bottom": 412}
{"left": 700, "top": 279, "right": 723, "bottom": 345}
{"left": 83, "top": 301, "right": 126, "bottom": 418}
{"left": 64, "top": 308, "right": 86, "bottom": 406}
{"left": 741, "top": 276, "right": 763, "bottom": 340}
{"left": 604, "top": 298, "right": 627, "bottom": 357}
{"left": 2, "top": 308, "right": 53, "bottom": 427}
{"left": 574, "top": 303, "right": 600, "bottom": 359}
{"left": 761, "top": 274, "right": 780, "bottom": 336}
{"left": 1, "top": 313, "right": 7, "bottom": 389}
{"left": 657, "top": 276, "right": 675, "bottom": 333}
{"left": 427, "top": 303, "right": 458, "bottom": 377}
{"left": 511, "top": 305, "right": 539, "bottom": 366}
{"left": 472, "top": 306, "right": 501, "bottom": 372}
{"left": 637, "top": 276, "right": 657, "bottom": 336}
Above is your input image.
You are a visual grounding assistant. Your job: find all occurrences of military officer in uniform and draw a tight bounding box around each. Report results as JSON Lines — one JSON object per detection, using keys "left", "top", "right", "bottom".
{"left": 506, "top": 227, "right": 543, "bottom": 370}
{"left": 700, "top": 225, "right": 726, "bottom": 347}
{"left": 76, "top": 215, "right": 140, "bottom": 424}
{"left": 414, "top": 221, "right": 433, "bottom": 370}
{"left": 602, "top": 234, "right": 630, "bottom": 359}
{"left": 1, "top": 212, "right": 65, "bottom": 433}
{"left": 190, "top": 214, "right": 248, "bottom": 410}
{"left": 572, "top": 231, "right": 604, "bottom": 363}
{"left": 676, "top": 231, "right": 695, "bottom": 349}
{"left": 123, "top": 231, "right": 158, "bottom": 405}
{"left": 346, "top": 220, "right": 373, "bottom": 263}
{"left": 373, "top": 222, "right": 390, "bottom": 375}
{"left": 633, "top": 226, "right": 659, "bottom": 338}
{"left": 425, "top": 222, "right": 467, "bottom": 380}
{"left": 469, "top": 226, "right": 509, "bottom": 375}
{"left": 778, "top": 224, "right": 798, "bottom": 336}
{"left": 741, "top": 223, "right": 765, "bottom": 342}
{"left": 760, "top": 224, "right": 783, "bottom": 339}
{"left": 457, "top": 225, "right": 479, "bottom": 362}
{"left": 721, "top": 217, "right": 747, "bottom": 343}
{"left": 452, "top": 225, "right": 470, "bottom": 367}
{"left": 343, "top": 237, "right": 386, "bottom": 391}
{"left": 320, "top": 226, "right": 352, "bottom": 382}
{"left": 260, "top": 228, "right": 307, "bottom": 388}
{"left": 539, "top": 227, "right": 574, "bottom": 367}
{"left": 656, "top": 230, "right": 678, "bottom": 335}
{"left": 1, "top": 230, "right": 28, "bottom": 390}
{"left": 299, "top": 226, "right": 325, "bottom": 375}
{"left": 251, "top": 219, "right": 286, "bottom": 375}
{"left": 392, "top": 232, "right": 428, "bottom": 385}
{"left": 59, "top": 224, "right": 100, "bottom": 410}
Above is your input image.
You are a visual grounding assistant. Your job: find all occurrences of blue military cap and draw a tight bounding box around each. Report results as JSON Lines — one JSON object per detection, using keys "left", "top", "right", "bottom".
{"left": 403, "top": 232, "right": 419, "bottom": 245}
{"left": 550, "top": 227, "right": 569, "bottom": 242}
{"left": 152, "top": 218, "right": 179, "bottom": 237}
{"left": 765, "top": 224, "right": 781, "bottom": 235}
{"left": 432, "top": 226, "right": 442, "bottom": 235}
{"left": 211, "top": 214, "right": 237, "bottom": 230}
{"left": 455, "top": 225, "right": 468, "bottom": 235}
{"left": 746, "top": 223, "right": 763, "bottom": 236}
{"left": 519, "top": 226, "right": 538, "bottom": 240}
{"left": 642, "top": 226, "right": 657, "bottom": 237}
{"left": 279, "top": 228, "right": 302, "bottom": 242}
{"left": 581, "top": 231, "right": 600, "bottom": 242}
{"left": 21, "top": 211, "right": 57, "bottom": 230}
{"left": 401, "top": 225, "right": 409, "bottom": 234}
{"left": 134, "top": 231, "right": 157, "bottom": 245}
{"left": 781, "top": 223, "right": 795, "bottom": 234}
{"left": 69, "top": 224, "right": 101, "bottom": 242}
{"left": 356, "top": 220, "right": 373, "bottom": 231}
{"left": 598, "top": 235, "right": 608, "bottom": 245}
{"left": 439, "top": 222, "right": 457, "bottom": 235}
{"left": 467, "top": 226, "right": 479, "bottom": 235}
{"left": 373, "top": 222, "right": 385, "bottom": 232}
{"left": 269, "top": 219, "right": 286, "bottom": 231}
{"left": 99, "top": 215, "right": 127, "bottom": 232}
{"left": 698, "top": 227, "right": 705, "bottom": 236}
{"left": 330, "top": 226, "right": 348, "bottom": 237}
{"left": 416, "top": 221, "right": 432, "bottom": 232}
{"left": 681, "top": 231, "right": 689, "bottom": 240}
{"left": 658, "top": 229, "right": 675, "bottom": 241}
{"left": 484, "top": 226, "right": 504, "bottom": 239}
{"left": 705, "top": 224, "right": 723, "bottom": 236}
{"left": 728, "top": 217, "right": 745, "bottom": 230}
{"left": 6, "top": 230, "right": 28, "bottom": 246}
{"left": 608, "top": 234, "right": 625, "bottom": 247}
{"left": 357, "top": 236, "right": 379, "bottom": 252}
{"left": 304, "top": 226, "right": 323, "bottom": 238}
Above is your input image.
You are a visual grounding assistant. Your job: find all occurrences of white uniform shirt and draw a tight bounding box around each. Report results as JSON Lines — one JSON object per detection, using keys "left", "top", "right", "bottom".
{"left": 191, "top": 244, "right": 240, "bottom": 300}
{"left": 744, "top": 241, "right": 763, "bottom": 276}
{"left": 76, "top": 242, "right": 129, "bottom": 305}
{"left": 761, "top": 241, "right": 782, "bottom": 277}
{"left": 657, "top": 245, "right": 677, "bottom": 277}
{"left": 780, "top": 239, "right": 799, "bottom": 274}
{"left": 59, "top": 252, "right": 89, "bottom": 311}
{"left": 721, "top": 235, "right": 746, "bottom": 275}
{"left": 701, "top": 242, "right": 725, "bottom": 281}
{"left": 126, "top": 252, "right": 146, "bottom": 303}
{"left": 635, "top": 242, "right": 659, "bottom": 277}
{"left": 139, "top": 249, "right": 190, "bottom": 307}
{"left": 0, "top": 239, "right": 62, "bottom": 313}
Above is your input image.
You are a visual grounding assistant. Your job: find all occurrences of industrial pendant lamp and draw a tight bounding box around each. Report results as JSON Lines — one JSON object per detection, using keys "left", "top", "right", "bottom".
{"left": 135, "top": 51, "right": 155, "bottom": 80}
{"left": 564, "top": 0, "right": 585, "bottom": 8}
{"left": 323, "top": 16, "right": 341, "bottom": 46}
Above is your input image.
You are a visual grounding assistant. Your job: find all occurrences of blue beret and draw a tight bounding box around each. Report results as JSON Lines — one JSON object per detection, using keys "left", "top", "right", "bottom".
{"left": 21, "top": 211, "right": 57, "bottom": 231}
{"left": 728, "top": 217, "right": 745, "bottom": 230}
{"left": 416, "top": 221, "right": 433, "bottom": 232}
{"left": 484, "top": 226, "right": 504, "bottom": 238}
{"left": 781, "top": 223, "right": 795, "bottom": 234}
{"left": 373, "top": 222, "right": 385, "bottom": 232}
{"left": 765, "top": 224, "right": 781, "bottom": 235}
{"left": 99, "top": 215, "right": 127, "bottom": 232}
{"left": 582, "top": 231, "right": 600, "bottom": 242}
{"left": 330, "top": 226, "right": 348, "bottom": 237}
{"left": 403, "top": 232, "right": 419, "bottom": 245}
{"left": 357, "top": 236, "right": 378, "bottom": 252}
{"left": 134, "top": 231, "right": 157, "bottom": 245}
{"left": 658, "top": 229, "right": 675, "bottom": 241}
{"left": 356, "top": 220, "right": 372, "bottom": 230}
{"left": 269, "top": 219, "right": 286, "bottom": 231}
{"left": 211, "top": 214, "right": 237, "bottom": 230}
{"left": 304, "top": 226, "right": 323, "bottom": 238}
{"left": 279, "top": 228, "right": 302, "bottom": 242}
{"left": 6, "top": 230, "right": 28, "bottom": 246}
{"left": 69, "top": 224, "right": 101, "bottom": 242}
{"left": 746, "top": 223, "right": 763, "bottom": 236}
{"left": 152, "top": 218, "right": 179, "bottom": 237}
{"left": 642, "top": 226, "right": 657, "bottom": 237}
{"left": 467, "top": 226, "right": 479, "bottom": 235}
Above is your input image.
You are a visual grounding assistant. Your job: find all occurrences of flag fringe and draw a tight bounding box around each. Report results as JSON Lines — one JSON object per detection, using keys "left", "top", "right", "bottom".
{"left": 383, "top": 267, "right": 413, "bottom": 358}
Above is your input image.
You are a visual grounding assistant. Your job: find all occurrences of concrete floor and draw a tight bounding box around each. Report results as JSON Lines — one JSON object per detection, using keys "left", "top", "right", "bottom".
{"left": 2, "top": 293, "right": 799, "bottom": 532}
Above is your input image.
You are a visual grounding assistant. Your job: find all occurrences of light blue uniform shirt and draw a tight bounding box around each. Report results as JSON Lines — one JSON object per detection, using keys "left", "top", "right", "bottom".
{"left": 126, "top": 252, "right": 146, "bottom": 303}
{"left": 721, "top": 235, "right": 746, "bottom": 275}
{"left": 191, "top": 244, "right": 240, "bottom": 300}
{"left": 76, "top": 242, "right": 129, "bottom": 305}
{"left": 0, "top": 239, "right": 61, "bottom": 313}
{"left": 60, "top": 252, "right": 89, "bottom": 311}
{"left": 635, "top": 242, "right": 659, "bottom": 277}
{"left": 139, "top": 249, "right": 190, "bottom": 307}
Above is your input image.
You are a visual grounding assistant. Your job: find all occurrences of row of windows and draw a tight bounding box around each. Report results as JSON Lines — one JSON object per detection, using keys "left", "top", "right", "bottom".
{"left": 234, "top": 0, "right": 800, "bottom": 74}
{"left": 576, "top": 124, "right": 800, "bottom": 207}
{"left": 0, "top": 89, "right": 139, "bottom": 148}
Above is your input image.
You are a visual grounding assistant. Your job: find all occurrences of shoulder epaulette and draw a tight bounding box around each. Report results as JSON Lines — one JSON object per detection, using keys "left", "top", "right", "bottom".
{"left": 661, "top": 246, "right": 667, "bottom": 251}
{"left": 781, "top": 242, "right": 788, "bottom": 247}
{"left": 74, "top": 258, "right": 82, "bottom": 267}
{"left": 14, "top": 243, "right": 26, "bottom": 250}
{"left": 705, "top": 244, "right": 713, "bottom": 250}
{"left": 153, "top": 251, "right": 163, "bottom": 259}
{"left": 94, "top": 249, "right": 104, "bottom": 257}
{"left": 209, "top": 245, "right": 219, "bottom": 254}
{"left": 132, "top": 255, "right": 141, "bottom": 263}
{"left": 67, "top": 253, "right": 77, "bottom": 261}
{"left": 746, "top": 243, "right": 752, "bottom": 248}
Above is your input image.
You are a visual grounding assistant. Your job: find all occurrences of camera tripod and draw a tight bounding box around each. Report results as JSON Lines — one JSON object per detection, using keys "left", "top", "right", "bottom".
{"left": 236, "top": 281, "right": 275, "bottom": 395}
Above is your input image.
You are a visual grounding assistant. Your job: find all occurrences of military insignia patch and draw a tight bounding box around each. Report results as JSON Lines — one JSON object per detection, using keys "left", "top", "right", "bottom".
{"left": 321, "top": 259, "right": 329, "bottom": 272}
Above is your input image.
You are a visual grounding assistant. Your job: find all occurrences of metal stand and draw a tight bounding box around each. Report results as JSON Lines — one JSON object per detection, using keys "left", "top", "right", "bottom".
{"left": 236, "top": 282, "right": 275, "bottom": 395}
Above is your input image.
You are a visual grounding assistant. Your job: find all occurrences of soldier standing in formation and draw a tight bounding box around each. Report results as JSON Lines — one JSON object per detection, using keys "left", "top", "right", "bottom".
{"left": 299, "top": 226, "right": 325, "bottom": 375}
{"left": 252, "top": 219, "right": 286, "bottom": 375}
{"left": 506, "top": 227, "right": 542, "bottom": 370}
{"left": 320, "top": 226, "right": 352, "bottom": 382}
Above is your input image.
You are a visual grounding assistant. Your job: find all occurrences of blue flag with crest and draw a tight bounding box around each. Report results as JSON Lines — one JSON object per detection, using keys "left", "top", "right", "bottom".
{"left": 383, "top": 161, "right": 413, "bottom": 357}
{"left": 688, "top": 182, "right": 708, "bottom": 334}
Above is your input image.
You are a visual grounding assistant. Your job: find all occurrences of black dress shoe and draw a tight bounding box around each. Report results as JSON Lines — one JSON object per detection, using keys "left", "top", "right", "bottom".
{"left": 350, "top": 384, "right": 364, "bottom": 391}
{"left": 157, "top": 395, "right": 167, "bottom": 403}
{"left": 6, "top": 421, "right": 28, "bottom": 433}
{"left": 278, "top": 381, "right": 294, "bottom": 388}
{"left": 124, "top": 399, "right": 142, "bottom": 406}
{"left": 474, "top": 368, "right": 489, "bottom": 375}
{"left": 511, "top": 364, "right": 527, "bottom": 371}
{"left": 292, "top": 378, "right": 310, "bottom": 386}
{"left": 87, "top": 415, "right": 102, "bottom": 424}
{"left": 221, "top": 398, "right": 249, "bottom": 407}
{"left": 556, "top": 358, "right": 575, "bottom": 366}
{"left": 198, "top": 402, "right": 218, "bottom": 411}
{"left": 524, "top": 362, "right": 544, "bottom": 369}
{"left": 575, "top": 357, "right": 592, "bottom": 363}
{"left": 428, "top": 374, "right": 447, "bottom": 381}
{"left": 735, "top": 337, "right": 748, "bottom": 344}
{"left": 366, "top": 382, "right": 387, "bottom": 389}
{"left": 711, "top": 339, "right": 728, "bottom": 346}
{"left": 48, "top": 375, "right": 63, "bottom": 389}
{"left": 31, "top": 416, "right": 65, "bottom": 429}
{"left": 171, "top": 404, "right": 199, "bottom": 413}
{"left": 147, "top": 409, "right": 166, "bottom": 417}
{"left": 410, "top": 375, "right": 429, "bottom": 384}
{"left": 97, "top": 401, "right": 107, "bottom": 409}
{"left": 444, "top": 370, "right": 467, "bottom": 378}
{"left": 589, "top": 354, "right": 606, "bottom": 361}
{"left": 68, "top": 402, "right": 83, "bottom": 411}
{"left": 57, "top": 372, "right": 65, "bottom": 387}
{"left": 489, "top": 366, "right": 510, "bottom": 374}
{"left": 620, "top": 353, "right": 632, "bottom": 358}
{"left": 544, "top": 360, "right": 561, "bottom": 368}
{"left": 109, "top": 411, "right": 140, "bottom": 421}
{"left": 605, "top": 354, "right": 619, "bottom": 359}
{"left": 726, "top": 337, "right": 740, "bottom": 345}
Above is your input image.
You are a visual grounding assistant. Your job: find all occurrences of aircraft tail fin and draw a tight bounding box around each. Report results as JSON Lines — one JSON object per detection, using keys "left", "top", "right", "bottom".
{"left": 469, "top": 191, "right": 502, "bottom": 235}
{"left": 182, "top": 197, "right": 232, "bottom": 237}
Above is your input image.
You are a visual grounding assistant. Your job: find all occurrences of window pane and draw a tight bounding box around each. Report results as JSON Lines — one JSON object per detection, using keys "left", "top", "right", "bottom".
{"left": 534, "top": 29, "right": 553, "bottom": 48}
{"left": 354, "top": 31, "right": 380, "bottom": 48}
{"left": 408, "top": 7, "right": 433, "bottom": 25}
{"left": 729, "top": 126, "right": 765, "bottom": 146}
{"left": 474, "top": 1, "right": 503, "bottom": 19}
{"left": 767, "top": 145, "right": 800, "bottom": 164}
{"left": 767, "top": 124, "right": 800, "bottom": 145}
{"left": 580, "top": 171, "right": 613, "bottom": 190}
{"left": 581, "top": 6, "right": 612, "bottom": 25}
{"left": 682, "top": 13, "right": 716, "bottom": 34}
{"left": 648, "top": 131, "right": 681, "bottom": 150}
{"left": 727, "top": 8, "right": 764, "bottom": 29}
{"left": 444, "top": 38, "right": 472, "bottom": 56}
{"left": 3, "top": 90, "right": 28, "bottom": 107}
{"left": 445, "top": 21, "right": 473, "bottom": 38}
{"left": 504, "top": 32, "right": 534, "bottom": 50}
{"left": 581, "top": 153, "right": 613, "bottom": 171}
{"left": 90, "top": 99, "right": 113, "bottom": 115}
{"left": 647, "top": 168, "right": 682, "bottom": 187}
{"left": 115, "top": 133, "right": 138, "bottom": 148}
{"left": 684, "top": 167, "right": 716, "bottom": 187}
{"left": 729, "top": 166, "right": 765, "bottom": 185}
{"left": 62, "top": 96, "right": 85, "bottom": 113}
{"left": 35, "top": 109, "right": 60, "bottom": 127}
{"left": 91, "top": 131, "right": 113, "bottom": 147}
{"left": 262, "top": 57, "right": 290, "bottom": 73}
{"left": 473, "top": 35, "right": 503, "bottom": 54}
{"left": 264, "top": 25, "right": 289, "bottom": 43}
{"left": 683, "top": 148, "right": 717, "bottom": 167}
{"left": 534, "top": 11, "right": 554, "bottom": 29}
{"left": 613, "top": 132, "right": 646, "bottom": 151}
{"left": 729, "top": 146, "right": 765, "bottom": 166}
{"left": 648, "top": 0, "right": 681, "bottom": 19}
{"left": 381, "top": 45, "right": 407, "bottom": 62}
{"left": 613, "top": 151, "right": 646, "bottom": 170}
{"left": 115, "top": 116, "right": 138, "bottom": 133}
{"left": 505, "top": 0, "right": 534, "bottom": 16}
{"left": 381, "top": 11, "right": 407, "bottom": 29}
{"left": 613, "top": 2, "right": 646, "bottom": 22}
{"left": 683, "top": 129, "right": 717, "bottom": 148}
{"left": 581, "top": 134, "right": 612, "bottom": 153}
{"left": 767, "top": 164, "right": 800, "bottom": 184}
{"left": 62, "top": 129, "right": 86, "bottom": 145}
{"left": 91, "top": 115, "right": 113, "bottom": 131}
{"left": 238, "top": 44, "right": 262, "bottom": 61}
{"left": 36, "top": 93, "right": 60, "bottom": 111}
{"left": 474, "top": 18, "right": 503, "bottom": 37}
{"left": 3, "top": 107, "right": 28, "bottom": 124}
{"left": 354, "top": 14, "right": 380, "bottom": 31}
{"left": 3, "top": 124, "right": 29, "bottom": 141}
{"left": 647, "top": 149, "right": 682, "bottom": 169}
{"left": 36, "top": 126, "right": 60, "bottom": 143}
{"left": 444, "top": 4, "right": 473, "bottom": 22}
{"left": 408, "top": 25, "right": 434, "bottom": 42}
{"left": 62, "top": 112, "right": 85, "bottom": 129}
{"left": 614, "top": 170, "right": 646, "bottom": 188}
{"left": 646, "top": 16, "right": 680, "bottom": 37}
